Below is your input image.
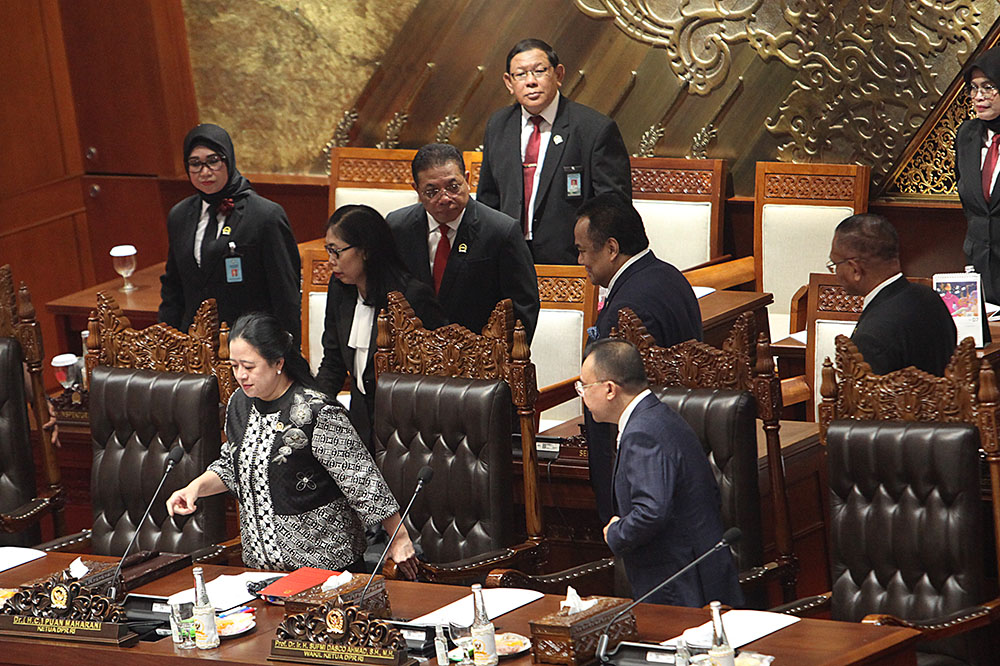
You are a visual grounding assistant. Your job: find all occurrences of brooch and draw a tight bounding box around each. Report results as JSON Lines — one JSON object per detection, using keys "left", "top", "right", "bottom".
{"left": 296, "top": 472, "right": 317, "bottom": 492}
{"left": 272, "top": 427, "right": 308, "bottom": 465}
{"left": 289, "top": 394, "right": 313, "bottom": 427}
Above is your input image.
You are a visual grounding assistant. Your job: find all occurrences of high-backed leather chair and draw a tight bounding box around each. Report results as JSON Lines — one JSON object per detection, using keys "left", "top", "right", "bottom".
{"left": 0, "top": 265, "right": 65, "bottom": 544}
{"left": 43, "top": 366, "right": 226, "bottom": 556}
{"left": 372, "top": 292, "right": 544, "bottom": 583}
{"left": 777, "top": 420, "right": 999, "bottom": 665}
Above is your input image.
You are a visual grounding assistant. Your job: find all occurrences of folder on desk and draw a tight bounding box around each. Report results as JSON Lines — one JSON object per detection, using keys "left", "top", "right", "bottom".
{"left": 258, "top": 567, "right": 336, "bottom": 602}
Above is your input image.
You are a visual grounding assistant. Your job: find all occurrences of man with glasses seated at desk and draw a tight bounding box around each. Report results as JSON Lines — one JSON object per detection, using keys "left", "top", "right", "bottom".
{"left": 477, "top": 38, "right": 631, "bottom": 265}
{"left": 159, "top": 124, "right": 301, "bottom": 342}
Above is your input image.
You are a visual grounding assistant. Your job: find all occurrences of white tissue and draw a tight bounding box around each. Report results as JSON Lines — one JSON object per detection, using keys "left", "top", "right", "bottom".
{"left": 320, "top": 571, "right": 354, "bottom": 591}
{"left": 559, "top": 586, "right": 598, "bottom": 615}
{"left": 68, "top": 557, "right": 89, "bottom": 580}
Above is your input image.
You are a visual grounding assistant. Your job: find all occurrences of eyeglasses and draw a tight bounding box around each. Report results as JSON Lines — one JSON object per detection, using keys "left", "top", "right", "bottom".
{"left": 324, "top": 244, "right": 354, "bottom": 259}
{"left": 967, "top": 83, "right": 999, "bottom": 100}
{"left": 420, "top": 181, "right": 464, "bottom": 200}
{"left": 510, "top": 66, "right": 552, "bottom": 82}
{"left": 826, "top": 257, "right": 857, "bottom": 272}
{"left": 186, "top": 154, "right": 226, "bottom": 173}
{"left": 574, "top": 379, "right": 612, "bottom": 397}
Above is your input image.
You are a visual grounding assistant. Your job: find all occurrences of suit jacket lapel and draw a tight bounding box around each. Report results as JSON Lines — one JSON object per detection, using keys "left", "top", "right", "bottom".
{"left": 200, "top": 199, "right": 246, "bottom": 280}
{"left": 438, "top": 202, "right": 479, "bottom": 303}
{"left": 533, "top": 97, "right": 570, "bottom": 214}
{"left": 960, "top": 123, "right": 990, "bottom": 215}
{"left": 406, "top": 207, "right": 434, "bottom": 285}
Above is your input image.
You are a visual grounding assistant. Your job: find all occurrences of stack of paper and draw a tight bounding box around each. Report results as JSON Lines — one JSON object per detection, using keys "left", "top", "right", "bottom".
{"left": 167, "top": 571, "right": 285, "bottom": 611}
{"left": 411, "top": 588, "right": 543, "bottom": 626}
{"left": 662, "top": 610, "right": 799, "bottom": 649}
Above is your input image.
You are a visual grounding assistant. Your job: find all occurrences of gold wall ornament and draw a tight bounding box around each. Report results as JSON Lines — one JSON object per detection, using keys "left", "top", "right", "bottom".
{"left": 891, "top": 93, "right": 976, "bottom": 196}
{"left": 322, "top": 109, "right": 359, "bottom": 175}
{"left": 435, "top": 114, "right": 461, "bottom": 144}
{"left": 376, "top": 112, "right": 409, "bottom": 150}
{"left": 634, "top": 123, "right": 666, "bottom": 158}
{"left": 690, "top": 123, "right": 717, "bottom": 159}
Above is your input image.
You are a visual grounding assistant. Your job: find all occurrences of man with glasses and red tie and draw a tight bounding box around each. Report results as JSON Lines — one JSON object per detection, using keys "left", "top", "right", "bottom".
{"left": 957, "top": 47, "right": 1000, "bottom": 304}
{"left": 477, "top": 39, "right": 631, "bottom": 265}
{"left": 386, "top": 143, "right": 539, "bottom": 340}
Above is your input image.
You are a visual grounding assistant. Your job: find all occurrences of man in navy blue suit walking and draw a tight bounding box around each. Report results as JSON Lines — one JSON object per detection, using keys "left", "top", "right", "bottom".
{"left": 578, "top": 338, "right": 741, "bottom": 606}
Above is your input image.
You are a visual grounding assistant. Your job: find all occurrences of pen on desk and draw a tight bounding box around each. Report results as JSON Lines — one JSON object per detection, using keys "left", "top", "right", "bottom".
{"left": 219, "top": 605, "right": 254, "bottom": 617}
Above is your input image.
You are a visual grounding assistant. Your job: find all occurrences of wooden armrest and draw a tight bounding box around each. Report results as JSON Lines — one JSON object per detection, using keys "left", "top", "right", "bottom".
{"left": 385, "top": 540, "right": 545, "bottom": 585}
{"left": 770, "top": 592, "right": 831, "bottom": 616}
{"left": 683, "top": 256, "right": 754, "bottom": 290}
{"left": 536, "top": 377, "right": 579, "bottom": 413}
{"left": 0, "top": 488, "right": 65, "bottom": 534}
{"left": 485, "top": 557, "right": 615, "bottom": 594}
{"left": 39, "top": 529, "right": 92, "bottom": 553}
{"left": 861, "top": 598, "right": 1000, "bottom": 641}
{"left": 682, "top": 254, "right": 733, "bottom": 271}
{"left": 192, "top": 536, "right": 243, "bottom": 565}
{"left": 788, "top": 284, "right": 808, "bottom": 334}
{"left": 780, "top": 376, "right": 810, "bottom": 406}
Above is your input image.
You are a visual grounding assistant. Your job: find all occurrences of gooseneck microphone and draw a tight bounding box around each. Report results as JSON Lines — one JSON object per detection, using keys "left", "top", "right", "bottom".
{"left": 595, "top": 527, "right": 742, "bottom": 663}
{"left": 106, "top": 446, "right": 185, "bottom": 601}
{"left": 359, "top": 465, "right": 434, "bottom": 603}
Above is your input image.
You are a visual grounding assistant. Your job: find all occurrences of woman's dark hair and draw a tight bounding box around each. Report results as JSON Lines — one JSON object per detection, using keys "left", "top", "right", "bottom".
{"left": 325, "top": 204, "right": 412, "bottom": 309}
{"left": 230, "top": 312, "right": 317, "bottom": 390}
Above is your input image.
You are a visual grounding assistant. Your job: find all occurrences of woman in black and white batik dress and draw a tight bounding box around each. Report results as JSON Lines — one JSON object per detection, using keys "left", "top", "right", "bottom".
{"left": 208, "top": 385, "right": 406, "bottom": 571}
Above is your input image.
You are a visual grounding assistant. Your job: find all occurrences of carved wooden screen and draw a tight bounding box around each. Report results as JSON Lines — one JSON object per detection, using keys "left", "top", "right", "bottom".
{"left": 84, "top": 292, "right": 238, "bottom": 404}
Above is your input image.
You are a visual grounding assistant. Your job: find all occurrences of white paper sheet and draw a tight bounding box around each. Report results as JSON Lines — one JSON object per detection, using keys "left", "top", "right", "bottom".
{"left": 788, "top": 330, "right": 808, "bottom": 344}
{"left": 0, "top": 547, "right": 45, "bottom": 573}
{"left": 693, "top": 286, "right": 716, "bottom": 299}
{"left": 410, "top": 588, "right": 543, "bottom": 627}
{"left": 662, "top": 610, "right": 799, "bottom": 649}
{"left": 167, "top": 571, "right": 285, "bottom": 611}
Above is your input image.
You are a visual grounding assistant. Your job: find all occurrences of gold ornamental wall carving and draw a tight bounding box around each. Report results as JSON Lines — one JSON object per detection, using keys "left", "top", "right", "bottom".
{"left": 891, "top": 91, "right": 976, "bottom": 196}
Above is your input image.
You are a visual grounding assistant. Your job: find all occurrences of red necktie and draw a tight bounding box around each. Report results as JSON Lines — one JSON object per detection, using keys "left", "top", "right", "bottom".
{"left": 433, "top": 223, "right": 450, "bottom": 293}
{"left": 984, "top": 134, "right": 1000, "bottom": 201}
{"left": 522, "top": 115, "right": 543, "bottom": 235}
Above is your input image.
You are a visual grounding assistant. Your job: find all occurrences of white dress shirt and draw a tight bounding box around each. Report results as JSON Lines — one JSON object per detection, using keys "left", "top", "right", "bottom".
{"left": 425, "top": 208, "right": 465, "bottom": 274}
{"left": 520, "top": 93, "right": 560, "bottom": 240}
{"left": 347, "top": 292, "right": 375, "bottom": 395}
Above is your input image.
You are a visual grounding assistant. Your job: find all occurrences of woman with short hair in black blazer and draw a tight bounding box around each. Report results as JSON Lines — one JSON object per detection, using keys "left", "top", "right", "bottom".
{"left": 158, "top": 124, "right": 301, "bottom": 341}
{"left": 316, "top": 205, "right": 446, "bottom": 451}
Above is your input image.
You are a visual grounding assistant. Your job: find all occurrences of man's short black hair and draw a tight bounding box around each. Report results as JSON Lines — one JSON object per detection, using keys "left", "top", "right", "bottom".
{"left": 834, "top": 213, "right": 900, "bottom": 263}
{"left": 583, "top": 338, "right": 648, "bottom": 394}
{"left": 575, "top": 194, "right": 649, "bottom": 256}
{"left": 411, "top": 143, "right": 465, "bottom": 184}
{"left": 506, "top": 38, "right": 560, "bottom": 72}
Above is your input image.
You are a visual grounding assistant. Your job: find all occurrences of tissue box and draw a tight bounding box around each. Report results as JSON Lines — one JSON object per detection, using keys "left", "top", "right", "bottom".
{"left": 283, "top": 573, "right": 390, "bottom": 618}
{"left": 529, "top": 596, "right": 638, "bottom": 666}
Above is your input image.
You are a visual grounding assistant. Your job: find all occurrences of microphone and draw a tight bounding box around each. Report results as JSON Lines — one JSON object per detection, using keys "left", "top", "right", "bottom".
{"left": 595, "top": 528, "right": 742, "bottom": 663}
{"left": 359, "top": 465, "right": 433, "bottom": 603}
{"left": 106, "top": 446, "right": 185, "bottom": 601}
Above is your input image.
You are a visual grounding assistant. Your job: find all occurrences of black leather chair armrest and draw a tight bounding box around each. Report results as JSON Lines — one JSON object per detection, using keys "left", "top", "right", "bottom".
{"left": 861, "top": 598, "right": 1000, "bottom": 641}
{"left": 191, "top": 536, "right": 243, "bottom": 565}
{"left": 384, "top": 540, "right": 545, "bottom": 585}
{"left": 0, "top": 488, "right": 66, "bottom": 534}
{"left": 485, "top": 557, "right": 615, "bottom": 593}
{"left": 38, "top": 529, "right": 92, "bottom": 553}
{"left": 770, "top": 592, "right": 831, "bottom": 616}
{"left": 738, "top": 555, "right": 799, "bottom": 589}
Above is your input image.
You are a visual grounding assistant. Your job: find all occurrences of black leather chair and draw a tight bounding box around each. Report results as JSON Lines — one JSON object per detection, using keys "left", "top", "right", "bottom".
{"left": 777, "top": 420, "right": 999, "bottom": 666}
{"left": 489, "top": 387, "right": 773, "bottom": 608}
{"left": 42, "top": 366, "right": 226, "bottom": 556}
{"left": 375, "top": 373, "right": 516, "bottom": 566}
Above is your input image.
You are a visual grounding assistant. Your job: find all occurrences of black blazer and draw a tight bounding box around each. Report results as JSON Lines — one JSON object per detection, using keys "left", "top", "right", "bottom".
{"left": 956, "top": 118, "right": 1000, "bottom": 302}
{"left": 477, "top": 96, "right": 632, "bottom": 265}
{"left": 852, "top": 276, "right": 957, "bottom": 376}
{"left": 315, "top": 276, "right": 446, "bottom": 449}
{"left": 386, "top": 198, "right": 540, "bottom": 341}
{"left": 158, "top": 191, "right": 301, "bottom": 341}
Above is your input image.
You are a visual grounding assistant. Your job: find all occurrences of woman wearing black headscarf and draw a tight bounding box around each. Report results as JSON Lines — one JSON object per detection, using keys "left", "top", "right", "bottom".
{"left": 159, "top": 124, "right": 302, "bottom": 341}
{"left": 956, "top": 48, "right": 1000, "bottom": 303}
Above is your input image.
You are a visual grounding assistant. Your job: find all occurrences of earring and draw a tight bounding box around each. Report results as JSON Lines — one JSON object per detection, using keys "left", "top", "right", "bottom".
{"left": 277, "top": 369, "right": 282, "bottom": 375}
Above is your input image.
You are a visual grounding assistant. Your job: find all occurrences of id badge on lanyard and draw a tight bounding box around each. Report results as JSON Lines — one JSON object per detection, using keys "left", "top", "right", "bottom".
{"left": 225, "top": 241, "right": 243, "bottom": 283}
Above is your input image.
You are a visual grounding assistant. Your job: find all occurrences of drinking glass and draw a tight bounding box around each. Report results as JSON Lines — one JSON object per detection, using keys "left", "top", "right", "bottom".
{"left": 110, "top": 245, "right": 137, "bottom": 292}
{"left": 449, "top": 623, "right": 473, "bottom": 666}
{"left": 51, "top": 353, "right": 81, "bottom": 390}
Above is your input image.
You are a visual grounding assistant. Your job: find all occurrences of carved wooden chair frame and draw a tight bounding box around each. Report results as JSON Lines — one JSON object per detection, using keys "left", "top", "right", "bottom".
{"left": 373, "top": 291, "right": 544, "bottom": 583}
{"left": 779, "top": 333, "right": 1000, "bottom": 642}
{"left": 84, "top": 291, "right": 238, "bottom": 405}
{"left": 0, "top": 265, "right": 66, "bottom": 538}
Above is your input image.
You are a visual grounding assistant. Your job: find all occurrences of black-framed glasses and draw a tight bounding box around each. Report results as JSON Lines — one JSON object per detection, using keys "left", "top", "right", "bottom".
{"left": 510, "top": 66, "right": 552, "bottom": 82}
{"left": 420, "top": 181, "right": 464, "bottom": 200}
{"left": 324, "top": 244, "right": 354, "bottom": 259}
{"left": 186, "top": 154, "right": 227, "bottom": 172}
{"left": 968, "top": 83, "right": 999, "bottom": 100}
{"left": 826, "top": 257, "right": 857, "bottom": 273}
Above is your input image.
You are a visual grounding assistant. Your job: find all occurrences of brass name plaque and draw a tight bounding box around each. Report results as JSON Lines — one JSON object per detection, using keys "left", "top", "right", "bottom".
{"left": 272, "top": 639, "right": 402, "bottom": 665}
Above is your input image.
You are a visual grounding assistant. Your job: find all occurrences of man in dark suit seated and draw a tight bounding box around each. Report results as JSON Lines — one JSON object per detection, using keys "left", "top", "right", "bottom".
{"left": 386, "top": 144, "right": 540, "bottom": 340}
{"left": 579, "top": 338, "right": 742, "bottom": 607}
{"left": 575, "top": 193, "right": 702, "bottom": 522}
{"left": 476, "top": 38, "right": 632, "bottom": 265}
{"left": 828, "top": 213, "right": 957, "bottom": 375}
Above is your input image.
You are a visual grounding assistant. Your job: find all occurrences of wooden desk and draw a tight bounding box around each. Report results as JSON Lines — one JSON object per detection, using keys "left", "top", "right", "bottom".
{"left": 698, "top": 290, "right": 773, "bottom": 349}
{"left": 46, "top": 262, "right": 166, "bottom": 356}
{"left": 0, "top": 554, "right": 918, "bottom": 665}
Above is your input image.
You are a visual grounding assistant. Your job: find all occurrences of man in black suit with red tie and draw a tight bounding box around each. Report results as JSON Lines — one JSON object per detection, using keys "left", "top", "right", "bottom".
{"left": 386, "top": 144, "right": 539, "bottom": 340}
{"left": 477, "top": 38, "right": 632, "bottom": 265}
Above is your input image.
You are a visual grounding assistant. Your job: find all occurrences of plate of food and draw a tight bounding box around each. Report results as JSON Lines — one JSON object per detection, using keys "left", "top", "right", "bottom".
{"left": 496, "top": 632, "right": 531, "bottom": 659}
{"left": 216, "top": 611, "right": 256, "bottom": 638}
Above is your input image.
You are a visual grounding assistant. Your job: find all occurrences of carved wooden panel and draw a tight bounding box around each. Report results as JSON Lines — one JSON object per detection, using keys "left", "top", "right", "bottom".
{"left": 763, "top": 174, "right": 859, "bottom": 201}
{"left": 631, "top": 167, "right": 713, "bottom": 195}
{"left": 817, "top": 285, "right": 864, "bottom": 314}
{"left": 311, "top": 260, "right": 333, "bottom": 287}
{"left": 468, "top": 160, "right": 481, "bottom": 190}
{"left": 85, "top": 292, "right": 238, "bottom": 404}
{"left": 538, "top": 276, "right": 587, "bottom": 305}
{"left": 338, "top": 158, "right": 412, "bottom": 185}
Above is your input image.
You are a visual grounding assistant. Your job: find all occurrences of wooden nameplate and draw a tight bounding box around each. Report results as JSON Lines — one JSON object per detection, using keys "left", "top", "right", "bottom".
{"left": 529, "top": 596, "right": 638, "bottom": 666}
{"left": 284, "top": 574, "right": 390, "bottom": 618}
{"left": 270, "top": 601, "right": 415, "bottom": 666}
{"left": 0, "top": 578, "right": 137, "bottom": 647}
